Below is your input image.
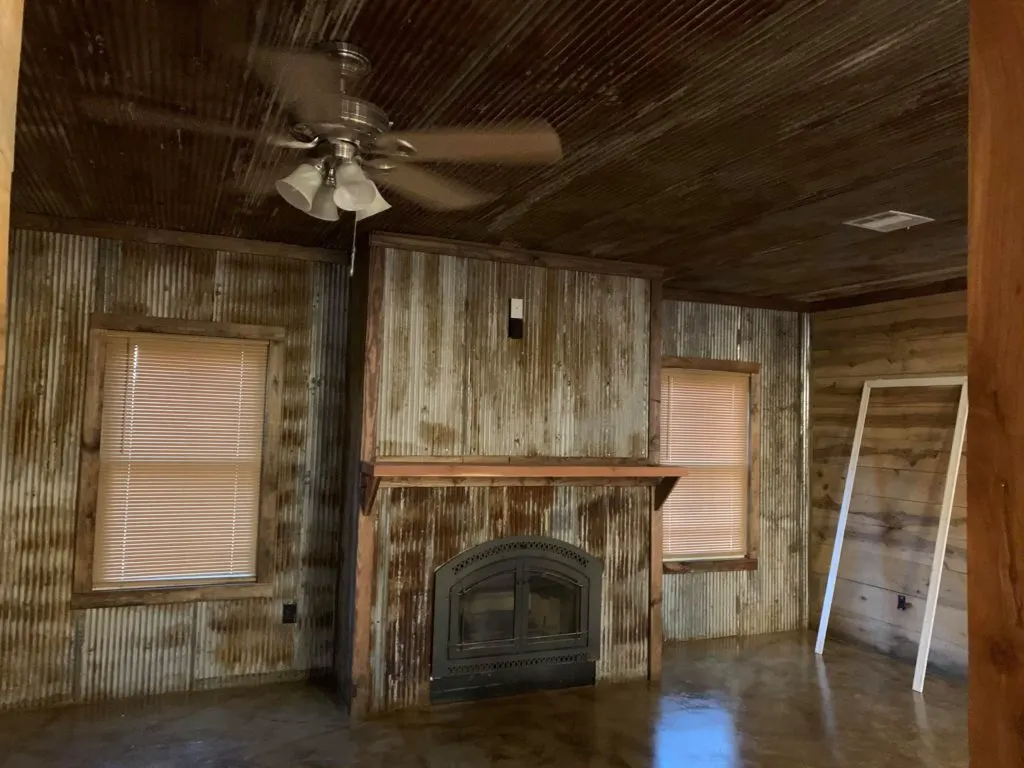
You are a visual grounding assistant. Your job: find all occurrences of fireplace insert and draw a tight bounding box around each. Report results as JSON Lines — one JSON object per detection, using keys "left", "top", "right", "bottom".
{"left": 430, "top": 536, "right": 603, "bottom": 702}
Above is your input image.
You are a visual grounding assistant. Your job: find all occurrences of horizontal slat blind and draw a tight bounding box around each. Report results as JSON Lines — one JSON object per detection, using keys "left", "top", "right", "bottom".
{"left": 94, "top": 332, "right": 269, "bottom": 590}
{"left": 661, "top": 369, "right": 750, "bottom": 559}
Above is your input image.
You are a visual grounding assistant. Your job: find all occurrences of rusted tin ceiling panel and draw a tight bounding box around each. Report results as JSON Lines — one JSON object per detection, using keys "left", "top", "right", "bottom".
{"left": 15, "top": 0, "right": 966, "bottom": 300}
{"left": 661, "top": 300, "right": 805, "bottom": 642}
{"left": 0, "top": 228, "right": 346, "bottom": 708}
{"left": 372, "top": 485, "right": 649, "bottom": 713}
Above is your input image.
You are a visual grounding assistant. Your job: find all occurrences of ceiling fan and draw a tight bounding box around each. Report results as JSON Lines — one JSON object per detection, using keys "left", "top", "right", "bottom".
{"left": 79, "top": 42, "right": 563, "bottom": 223}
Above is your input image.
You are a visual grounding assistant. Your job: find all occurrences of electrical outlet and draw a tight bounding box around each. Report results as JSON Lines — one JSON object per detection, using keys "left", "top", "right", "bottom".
{"left": 897, "top": 594, "right": 908, "bottom": 611}
{"left": 282, "top": 602, "right": 298, "bottom": 624}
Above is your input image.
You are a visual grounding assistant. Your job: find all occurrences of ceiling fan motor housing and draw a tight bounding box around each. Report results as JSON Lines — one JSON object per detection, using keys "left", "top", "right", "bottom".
{"left": 291, "top": 43, "right": 390, "bottom": 151}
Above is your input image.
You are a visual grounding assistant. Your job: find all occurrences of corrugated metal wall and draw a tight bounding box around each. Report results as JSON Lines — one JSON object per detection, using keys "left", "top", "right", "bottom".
{"left": 376, "top": 248, "right": 650, "bottom": 458}
{"left": 661, "top": 301, "right": 807, "bottom": 641}
{"left": 0, "top": 229, "right": 347, "bottom": 710}
{"left": 371, "top": 485, "right": 650, "bottom": 713}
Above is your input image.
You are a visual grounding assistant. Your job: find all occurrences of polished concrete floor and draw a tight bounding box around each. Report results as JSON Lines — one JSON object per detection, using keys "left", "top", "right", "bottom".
{"left": 0, "top": 632, "right": 966, "bottom": 767}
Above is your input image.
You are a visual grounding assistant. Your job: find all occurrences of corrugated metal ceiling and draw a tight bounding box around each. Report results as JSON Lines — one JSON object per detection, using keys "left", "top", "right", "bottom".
{"left": 12, "top": 0, "right": 966, "bottom": 299}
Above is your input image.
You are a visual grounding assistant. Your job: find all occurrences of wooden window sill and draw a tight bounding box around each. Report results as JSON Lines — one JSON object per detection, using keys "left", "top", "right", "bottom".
{"left": 70, "top": 582, "right": 273, "bottom": 609}
{"left": 663, "top": 558, "right": 758, "bottom": 575}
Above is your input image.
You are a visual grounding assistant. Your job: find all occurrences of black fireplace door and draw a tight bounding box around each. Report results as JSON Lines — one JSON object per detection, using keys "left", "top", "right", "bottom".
{"left": 431, "top": 537, "right": 602, "bottom": 702}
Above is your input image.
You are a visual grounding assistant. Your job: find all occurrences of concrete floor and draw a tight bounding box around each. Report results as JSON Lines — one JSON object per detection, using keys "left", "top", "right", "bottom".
{"left": 0, "top": 632, "right": 967, "bottom": 767}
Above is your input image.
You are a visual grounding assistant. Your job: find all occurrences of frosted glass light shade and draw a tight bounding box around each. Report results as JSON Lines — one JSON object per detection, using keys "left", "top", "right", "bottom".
{"left": 356, "top": 186, "right": 391, "bottom": 221}
{"left": 333, "top": 162, "right": 377, "bottom": 210}
{"left": 309, "top": 185, "right": 340, "bottom": 221}
{"left": 276, "top": 163, "right": 322, "bottom": 212}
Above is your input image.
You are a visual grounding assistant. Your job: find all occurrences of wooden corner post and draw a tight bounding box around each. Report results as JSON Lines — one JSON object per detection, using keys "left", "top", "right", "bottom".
{"left": 648, "top": 277, "right": 663, "bottom": 681}
{"left": 968, "top": 2, "right": 1024, "bottom": 764}
{"left": 0, "top": 0, "right": 25, "bottom": 405}
{"left": 350, "top": 244, "right": 385, "bottom": 717}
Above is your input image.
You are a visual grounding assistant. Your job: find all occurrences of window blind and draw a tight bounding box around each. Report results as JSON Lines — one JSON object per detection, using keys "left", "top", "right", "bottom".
{"left": 94, "top": 332, "right": 269, "bottom": 590}
{"left": 661, "top": 369, "right": 750, "bottom": 559}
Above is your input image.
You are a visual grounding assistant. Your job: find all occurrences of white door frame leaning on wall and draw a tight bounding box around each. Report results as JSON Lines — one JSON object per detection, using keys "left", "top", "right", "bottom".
{"left": 815, "top": 375, "right": 968, "bottom": 693}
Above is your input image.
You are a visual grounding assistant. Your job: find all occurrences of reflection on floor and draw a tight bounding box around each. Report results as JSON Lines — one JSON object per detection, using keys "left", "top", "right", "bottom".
{"left": 0, "top": 632, "right": 967, "bottom": 767}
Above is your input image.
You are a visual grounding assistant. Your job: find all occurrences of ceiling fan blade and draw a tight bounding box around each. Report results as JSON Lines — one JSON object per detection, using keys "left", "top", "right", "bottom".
{"left": 76, "top": 97, "right": 307, "bottom": 147}
{"left": 373, "top": 121, "right": 562, "bottom": 164}
{"left": 222, "top": 161, "right": 296, "bottom": 197}
{"left": 369, "top": 165, "right": 495, "bottom": 211}
{"left": 251, "top": 49, "right": 342, "bottom": 124}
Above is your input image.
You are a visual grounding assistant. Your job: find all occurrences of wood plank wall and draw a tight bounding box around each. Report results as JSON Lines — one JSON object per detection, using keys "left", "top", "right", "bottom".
{"left": 810, "top": 292, "right": 967, "bottom": 672}
{"left": 0, "top": 0, "right": 24, "bottom": 404}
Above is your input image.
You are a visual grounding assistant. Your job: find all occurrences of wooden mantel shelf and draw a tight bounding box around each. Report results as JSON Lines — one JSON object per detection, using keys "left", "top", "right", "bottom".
{"left": 358, "top": 461, "right": 688, "bottom": 516}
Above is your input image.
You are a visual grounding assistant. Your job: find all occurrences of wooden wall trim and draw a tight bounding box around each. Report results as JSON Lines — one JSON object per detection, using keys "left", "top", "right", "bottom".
{"left": 11, "top": 212, "right": 347, "bottom": 264}
{"left": 968, "top": 2, "right": 1024, "bottom": 763}
{"left": 371, "top": 231, "right": 664, "bottom": 280}
{"left": 648, "top": 278, "right": 663, "bottom": 682}
{"left": 350, "top": 244, "right": 385, "bottom": 717}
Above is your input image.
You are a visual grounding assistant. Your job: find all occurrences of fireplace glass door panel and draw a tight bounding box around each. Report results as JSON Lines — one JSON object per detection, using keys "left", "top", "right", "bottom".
{"left": 457, "top": 570, "right": 517, "bottom": 646}
{"left": 526, "top": 570, "right": 582, "bottom": 640}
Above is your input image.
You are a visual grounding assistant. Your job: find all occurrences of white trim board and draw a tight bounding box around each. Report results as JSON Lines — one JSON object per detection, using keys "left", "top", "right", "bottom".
{"left": 814, "top": 375, "right": 967, "bottom": 693}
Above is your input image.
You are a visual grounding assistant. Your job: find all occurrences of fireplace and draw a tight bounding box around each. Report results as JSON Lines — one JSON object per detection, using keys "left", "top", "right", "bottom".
{"left": 430, "top": 536, "right": 603, "bottom": 702}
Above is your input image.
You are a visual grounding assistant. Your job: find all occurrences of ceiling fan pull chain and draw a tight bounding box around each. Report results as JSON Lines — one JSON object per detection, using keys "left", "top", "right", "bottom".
{"left": 349, "top": 217, "right": 358, "bottom": 277}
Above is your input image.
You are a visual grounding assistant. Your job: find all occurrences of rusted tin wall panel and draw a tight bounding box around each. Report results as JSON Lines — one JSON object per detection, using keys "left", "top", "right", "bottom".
{"left": 0, "top": 230, "right": 346, "bottom": 709}
{"left": 557, "top": 486, "right": 648, "bottom": 683}
{"left": 297, "top": 261, "right": 348, "bottom": 673}
{"left": 0, "top": 230, "right": 98, "bottom": 710}
{"left": 371, "top": 485, "right": 649, "bottom": 713}
{"left": 376, "top": 249, "right": 469, "bottom": 457}
{"left": 100, "top": 242, "right": 217, "bottom": 319}
{"left": 79, "top": 605, "right": 194, "bottom": 702}
{"left": 193, "top": 599, "right": 293, "bottom": 682}
{"left": 376, "top": 246, "right": 649, "bottom": 458}
{"left": 661, "top": 300, "right": 805, "bottom": 642}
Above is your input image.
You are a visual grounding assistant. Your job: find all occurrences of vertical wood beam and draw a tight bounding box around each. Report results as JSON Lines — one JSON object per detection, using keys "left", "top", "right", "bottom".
{"left": 968, "top": 2, "right": 1024, "bottom": 763}
{"left": 0, "top": 0, "right": 24, "bottom": 402}
{"left": 647, "top": 278, "right": 663, "bottom": 681}
{"left": 350, "top": 245, "right": 385, "bottom": 717}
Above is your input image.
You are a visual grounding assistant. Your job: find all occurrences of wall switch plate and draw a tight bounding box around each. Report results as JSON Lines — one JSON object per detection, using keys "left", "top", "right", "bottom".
{"left": 282, "top": 602, "right": 298, "bottom": 624}
{"left": 508, "top": 298, "right": 524, "bottom": 339}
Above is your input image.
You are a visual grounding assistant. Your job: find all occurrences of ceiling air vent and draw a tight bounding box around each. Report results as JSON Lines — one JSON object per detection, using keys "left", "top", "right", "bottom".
{"left": 844, "top": 210, "right": 934, "bottom": 232}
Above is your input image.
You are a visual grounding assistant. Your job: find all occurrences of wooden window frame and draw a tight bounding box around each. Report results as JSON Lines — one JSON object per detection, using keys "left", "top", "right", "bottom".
{"left": 71, "top": 313, "right": 285, "bottom": 609}
{"left": 659, "top": 356, "right": 761, "bottom": 575}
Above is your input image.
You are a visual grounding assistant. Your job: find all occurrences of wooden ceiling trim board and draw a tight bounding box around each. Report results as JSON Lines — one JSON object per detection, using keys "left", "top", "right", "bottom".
{"left": 807, "top": 277, "right": 967, "bottom": 313}
{"left": 11, "top": 213, "right": 347, "bottom": 264}
{"left": 371, "top": 232, "right": 664, "bottom": 280}
{"left": 661, "top": 287, "right": 807, "bottom": 313}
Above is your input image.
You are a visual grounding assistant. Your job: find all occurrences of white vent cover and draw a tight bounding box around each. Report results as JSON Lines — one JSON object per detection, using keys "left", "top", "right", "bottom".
{"left": 844, "top": 210, "right": 935, "bottom": 232}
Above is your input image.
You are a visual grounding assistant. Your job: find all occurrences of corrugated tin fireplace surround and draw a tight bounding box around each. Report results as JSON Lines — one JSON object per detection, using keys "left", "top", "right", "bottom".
{"left": 431, "top": 536, "right": 603, "bottom": 703}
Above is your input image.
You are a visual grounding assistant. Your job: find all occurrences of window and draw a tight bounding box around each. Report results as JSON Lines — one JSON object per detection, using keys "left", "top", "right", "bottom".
{"left": 660, "top": 359, "right": 760, "bottom": 567}
{"left": 73, "top": 315, "right": 284, "bottom": 607}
